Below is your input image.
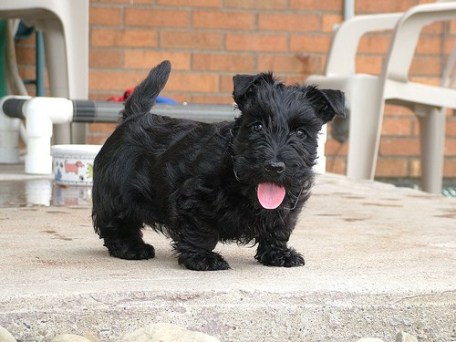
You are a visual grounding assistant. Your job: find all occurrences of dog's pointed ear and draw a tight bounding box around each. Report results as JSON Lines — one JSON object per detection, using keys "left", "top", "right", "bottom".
{"left": 233, "top": 73, "right": 275, "bottom": 111}
{"left": 305, "top": 85, "right": 346, "bottom": 123}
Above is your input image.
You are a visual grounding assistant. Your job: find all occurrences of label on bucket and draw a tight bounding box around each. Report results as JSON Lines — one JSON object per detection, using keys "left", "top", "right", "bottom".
{"left": 51, "top": 145, "right": 101, "bottom": 186}
{"left": 53, "top": 156, "right": 94, "bottom": 186}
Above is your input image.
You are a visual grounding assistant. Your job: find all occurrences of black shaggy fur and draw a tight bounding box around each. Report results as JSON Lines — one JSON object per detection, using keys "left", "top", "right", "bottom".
{"left": 92, "top": 60, "right": 345, "bottom": 271}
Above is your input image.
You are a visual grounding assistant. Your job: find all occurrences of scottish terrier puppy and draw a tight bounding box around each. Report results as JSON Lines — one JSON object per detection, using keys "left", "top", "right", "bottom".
{"left": 92, "top": 60, "right": 344, "bottom": 271}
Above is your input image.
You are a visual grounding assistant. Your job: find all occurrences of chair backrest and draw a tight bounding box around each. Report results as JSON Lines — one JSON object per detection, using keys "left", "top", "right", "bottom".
{"left": 325, "top": 14, "right": 401, "bottom": 76}
{"left": 384, "top": 3, "right": 456, "bottom": 84}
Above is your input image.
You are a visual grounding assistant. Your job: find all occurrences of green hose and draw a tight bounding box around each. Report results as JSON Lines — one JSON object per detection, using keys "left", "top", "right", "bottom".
{"left": 0, "top": 20, "right": 7, "bottom": 96}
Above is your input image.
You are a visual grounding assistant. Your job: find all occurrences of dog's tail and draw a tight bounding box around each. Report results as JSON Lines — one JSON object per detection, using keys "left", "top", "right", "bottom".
{"left": 122, "top": 60, "right": 171, "bottom": 119}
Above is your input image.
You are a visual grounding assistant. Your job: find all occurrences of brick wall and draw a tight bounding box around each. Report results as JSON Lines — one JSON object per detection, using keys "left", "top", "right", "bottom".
{"left": 14, "top": 0, "right": 456, "bottom": 180}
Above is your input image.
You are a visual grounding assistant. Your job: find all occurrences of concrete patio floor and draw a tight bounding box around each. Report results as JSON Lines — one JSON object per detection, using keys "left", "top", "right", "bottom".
{"left": 0, "top": 171, "right": 455, "bottom": 341}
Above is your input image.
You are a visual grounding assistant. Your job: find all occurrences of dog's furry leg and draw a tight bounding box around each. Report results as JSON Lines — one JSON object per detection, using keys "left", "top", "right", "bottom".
{"left": 172, "top": 233, "right": 230, "bottom": 271}
{"left": 98, "top": 218, "right": 155, "bottom": 260}
{"left": 174, "top": 242, "right": 230, "bottom": 271}
{"left": 255, "top": 239, "right": 305, "bottom": 267}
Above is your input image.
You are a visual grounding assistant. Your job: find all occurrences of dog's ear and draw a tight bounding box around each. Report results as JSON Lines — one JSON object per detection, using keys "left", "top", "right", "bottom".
{"left": 232, "top": 73, "right": 275, "bottom": 111}
{"left": 305, "top": 85, "right": 345, "bottom": 123}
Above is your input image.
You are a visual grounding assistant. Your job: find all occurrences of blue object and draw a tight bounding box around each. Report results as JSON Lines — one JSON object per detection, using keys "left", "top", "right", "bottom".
{"left": 156, "top": 96, "right": 177, "bottom": 105}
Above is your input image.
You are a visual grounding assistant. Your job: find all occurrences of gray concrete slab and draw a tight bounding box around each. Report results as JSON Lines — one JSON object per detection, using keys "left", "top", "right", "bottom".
{"left": 0, "top": 173, "right": 455, "bottom": 341}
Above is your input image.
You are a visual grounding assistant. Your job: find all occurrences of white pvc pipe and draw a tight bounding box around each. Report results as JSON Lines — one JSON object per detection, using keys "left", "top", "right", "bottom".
{"left": 0, "top": 95, "right": 30, "bottom": 163}
{"left": 22, "top": 97, "right": 74, "bottom": 174}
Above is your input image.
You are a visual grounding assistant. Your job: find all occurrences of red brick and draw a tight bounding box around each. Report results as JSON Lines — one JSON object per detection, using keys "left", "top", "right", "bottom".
{"left": 226, "top": 33, "right": 288, "bottom": 52}
{"left": 220, "top": 75, "right": 235, "bottom": 93}
{"left": 290, "top": 35, "right": 332, "bottom": 53}
{"left": 447, "top": 117, "right": 456, "bottom": 137}
{"left": 14, "top": 46, "right": 35, "bottom": 65}
{"left": 384, "top": 104, "right": 414, "bottom": 117}
{"left": 160, "top": 31, "right": 222, "bottom": 50}
{"left": 379, "top": 138, "right": 420, "bottom": 157}
{"left": 89, "top": 123, "right": 116, "bottom": 133}
{"left": 421, "top": 22, "right": 443, "bottom": 35}
{"left": 156, "top": 0, "right": 221, "bottom": 7}
{"left": 322, "top": 14, "right": 342, "bottom": 33}
{"left": 355, "top": 55, "right": 383, "bottom": 74}
{"left": 358, "top": 34, "right": 391, "bottom": 55}
{"left": 91, "top": 0, "right": 149, "bottom": 3}
{"left": 289, "top": 0, "right": 342, "bottom": 11}
{"left": 258, "top": 54, "right": 313, "bottom": 74}
{"left": 409, "top": 158, "right": 423, "bottom": 178}
{"left": 416, "top": 36, "right": 442, "bottom": 55}
{"left": 258, "top": 14, "right": 320, "bottom": 32}
{"left": 167, "top": 73, "right": 219, "bottom": 93}
{"left": 443, "top": 38, "right": 456, "bottom": 55}
{"left": 410, "top": 57, "right": 442, "bottom": 76}
{"left": 91, "top": 29, "right": 157, "bottom": 47}
{"left": 355, "top": 0, "right": 415, "bottom": 13}
{"left": 192, "top": 53, "right": 254, "bottom": 72}
{"left": 224, "top": 0, "right": 287, "bottom": 10}
{"left": 90, "top": 50, "right": 123, "bottom": 68}
{"left": 18, "top": 67, "right": 36, "bottom": 82}
{"left": 89, "top": 92, "right": 116, "bottom": 101}
{"left": 443, "top": 158, "right": 456, "bottom": 178}
{"left": 90, "top": 7, "right": 121, "bottom": 26}
{"left": 445, "top": 138, "right": 456, "bottom": 156}
{"left": 86, "top": 135, "right": 109, "bottom": 145}
{"left": 283, "top": 75, "right": 306, "bottom": 85}
{"left": 124, "top": 51, "right": 190, "bottom": 70}
{"left": 90, "top": 71, "right": 146, "bottom": 91}
{"left": 192, "top": 11, "right": 255, "bottom": 30}
{"left": 325, "top": 138, "right": 348, "bottom": 156}
{"left": 408, "top": 77, "right": 440, "bottom": 86}
{"left": 375, "top": 158, "right": 408, "bottom": 177}
{"left": 125, "top": 9, "right": 189, "bottom": 28}
{"left": 325, "top": 157, "right": 346, "bottom": 174}
{"left": 382, "top": 117, "right": 413, "bottom": 136}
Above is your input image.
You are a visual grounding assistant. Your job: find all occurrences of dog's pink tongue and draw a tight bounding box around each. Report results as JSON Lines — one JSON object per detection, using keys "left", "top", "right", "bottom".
{"left": 257, "top": 183, "right": 286, "bottom": 210}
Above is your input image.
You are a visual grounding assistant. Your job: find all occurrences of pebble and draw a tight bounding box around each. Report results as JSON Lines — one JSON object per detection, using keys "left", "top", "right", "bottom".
{"left": 396, "top": 331, "right": 419, "bottom": 342}
{"left": 0, "top": 326, "right": 16, "bottom": 342}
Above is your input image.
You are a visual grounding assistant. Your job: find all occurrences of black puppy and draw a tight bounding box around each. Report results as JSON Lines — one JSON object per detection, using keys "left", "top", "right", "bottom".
{"left": 92, "top": 60, "right": 344, "bottom": 271}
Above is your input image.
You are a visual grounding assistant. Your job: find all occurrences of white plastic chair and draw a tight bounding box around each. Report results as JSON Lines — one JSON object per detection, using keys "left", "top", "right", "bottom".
{"left": 306, "top": 1, "right": 456, "bottom": 193}
{"left": 0, "top": 0, "right": 89, "bottom": 144}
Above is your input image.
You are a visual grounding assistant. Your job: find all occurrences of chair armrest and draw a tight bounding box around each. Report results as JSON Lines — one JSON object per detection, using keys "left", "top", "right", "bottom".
{"left": 385, "top": 2, "right": 456, "bottom": 83}
{"left": 325, "top": 13, "right": 402, "bottom": 76}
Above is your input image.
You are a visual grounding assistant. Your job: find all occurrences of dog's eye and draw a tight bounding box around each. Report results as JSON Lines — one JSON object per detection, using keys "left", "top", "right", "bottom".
{"left": 295, "top": 128, "right": 309, "bottom": 139}
{"left": 251, "top": 122, "right": 263, "bottom": 133}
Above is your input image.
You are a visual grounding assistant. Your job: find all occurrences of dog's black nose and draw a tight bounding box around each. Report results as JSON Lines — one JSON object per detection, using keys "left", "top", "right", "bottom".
{"left": 265, "top": 160, "right": 286, "bottom": 175}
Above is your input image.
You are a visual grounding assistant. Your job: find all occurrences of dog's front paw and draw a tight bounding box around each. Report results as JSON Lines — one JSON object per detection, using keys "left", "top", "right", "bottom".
{"left": 255, "top": 247, "right": 305, "bottom": 267}
{"left": 178, "top": 250, "right": 231, "bottom": 271}
{"left": 105, "top": 239, "right": 155, "bottom": 260}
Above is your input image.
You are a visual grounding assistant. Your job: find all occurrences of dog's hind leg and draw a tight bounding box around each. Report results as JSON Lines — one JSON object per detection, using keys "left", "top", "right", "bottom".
{"left": 97, "top": 218, "right": 155, "bottom": 260}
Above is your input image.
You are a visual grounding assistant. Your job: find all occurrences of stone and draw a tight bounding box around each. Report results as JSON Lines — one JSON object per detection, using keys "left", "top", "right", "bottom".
{"left": 396, "top": 332, "right": 419, "bottom": 342}
{"left": 0, "top": 326, "right": 16, "bottom": 342}
{"left": 51, "top": 334, "right": 92, "bottom": 342}
{"left": 121, "top": 323, "right": 220, "bottom": 342}
{"left": 356, "top": 339, "right": 384, "bottom": 342}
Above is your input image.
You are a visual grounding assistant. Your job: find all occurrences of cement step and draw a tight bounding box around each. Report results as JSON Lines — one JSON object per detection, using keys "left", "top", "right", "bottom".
{"left": 0, "top": 174, "right": 455, "bottom": 341}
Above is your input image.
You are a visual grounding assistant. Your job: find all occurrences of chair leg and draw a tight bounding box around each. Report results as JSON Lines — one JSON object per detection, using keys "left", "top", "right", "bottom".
{"left": 41, "top": 18, "right": 71, "bottom": 144}
{"left": 346, "top": 78, "right": 384, "bottom": 180}
{"left": 416, "top": 106, "right": 445, "bottom": 194}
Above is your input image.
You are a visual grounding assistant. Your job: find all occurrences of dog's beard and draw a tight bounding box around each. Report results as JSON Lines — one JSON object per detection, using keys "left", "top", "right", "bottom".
{"left": 232, "top": 155, "right": 310, "bottom": 211}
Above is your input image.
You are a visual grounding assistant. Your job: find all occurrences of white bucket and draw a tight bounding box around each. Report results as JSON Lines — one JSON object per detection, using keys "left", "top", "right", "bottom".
{"left": 51, "top": 144, "right": 102, "bottom": 186}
